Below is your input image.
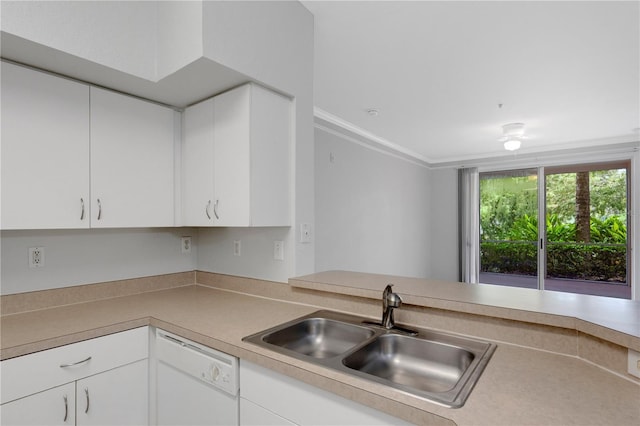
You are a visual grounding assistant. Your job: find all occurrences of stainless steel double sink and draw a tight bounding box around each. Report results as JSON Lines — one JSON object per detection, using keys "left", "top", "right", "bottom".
{"left": 242, "top": 310, "right": 496, "bottom": 408}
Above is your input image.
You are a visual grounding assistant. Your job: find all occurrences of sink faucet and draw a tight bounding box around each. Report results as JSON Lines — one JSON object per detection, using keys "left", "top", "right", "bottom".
{"left": 381, "top": 284, "right": 402, "bottom": 329}
{"left": 376, "top": 284, "right": 418, "bottom": 335}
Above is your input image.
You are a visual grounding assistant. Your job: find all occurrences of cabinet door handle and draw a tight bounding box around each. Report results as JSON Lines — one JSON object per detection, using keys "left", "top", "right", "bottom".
{"left": 213, "top": 199, "right": 220, "bottom": 219}
{"left": 63, "top": 395, "right": 68, "bottom": 422}
{"left": 80, "top": 198, "right": 85, "bottom": 220}
{"left": 84, "top": 388, "right": 90, "bottom": 414}
{"left": 206, "top": 200, "right": 212, "bottom": 219}
{"left": 59, "top": 356, "right": 92, "bottom": 368}
{"left": 97, "top": 199, "right": 102, "bottom": 220}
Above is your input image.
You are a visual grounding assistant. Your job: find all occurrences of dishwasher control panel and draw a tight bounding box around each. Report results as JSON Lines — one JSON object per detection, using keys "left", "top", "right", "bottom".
{"left": 155, "top": 330, "right": 238, "bottom": 396}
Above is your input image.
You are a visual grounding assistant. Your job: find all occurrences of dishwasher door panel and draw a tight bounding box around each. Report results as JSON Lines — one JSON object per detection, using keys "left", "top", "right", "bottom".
{"left": 157, "top": 361, "right": 238, "bottom": 426}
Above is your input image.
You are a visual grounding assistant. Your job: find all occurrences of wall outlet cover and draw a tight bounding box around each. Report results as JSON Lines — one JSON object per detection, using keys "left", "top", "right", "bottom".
{"left": 28, "top": 247, "right": 45, "bottom": 268}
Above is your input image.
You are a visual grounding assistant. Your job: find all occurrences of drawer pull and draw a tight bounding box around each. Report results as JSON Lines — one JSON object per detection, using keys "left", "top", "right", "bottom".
{"left": 84, "top": 387, "right": 90, "bottom": 414}
{"left": 59, "top": 356, "right": 92, "bottom": 368}
{"left": 63, "top": 395, "right": 68, "bottom": 422}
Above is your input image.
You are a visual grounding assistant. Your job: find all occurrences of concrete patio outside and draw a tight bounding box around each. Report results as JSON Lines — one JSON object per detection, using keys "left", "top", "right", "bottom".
{"left": 479, "top": 272, "right": 631, "bottom": 299}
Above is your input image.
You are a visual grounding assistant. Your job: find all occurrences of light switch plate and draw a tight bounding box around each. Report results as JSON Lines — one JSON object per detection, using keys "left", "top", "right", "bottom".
{"left": 300, "top": 223, "right": 312, "bottom": 243}
{"left": 274, "top": 240, "right": 284, "bottom": 261}
{"left": 181, "top": 237, "right": 192, "bottom": 254}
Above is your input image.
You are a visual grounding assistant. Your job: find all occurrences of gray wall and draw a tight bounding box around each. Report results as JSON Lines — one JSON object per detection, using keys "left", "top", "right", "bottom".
{"left": 429, "top": 168, "right": 459, "bottom": 281}
{"left": 196, "top": 0, "right": 315, "bottom": 281}
{"left": 197, "top": 227, "right": 292, "bottom": 283}
{"left": 314, "top": 127, "right": 432, "bottom": 278}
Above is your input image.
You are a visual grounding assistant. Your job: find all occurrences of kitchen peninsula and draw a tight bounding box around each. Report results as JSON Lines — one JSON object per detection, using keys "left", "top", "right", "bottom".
{"left": 2, "top": 271, "right": 638, "bottom": 425}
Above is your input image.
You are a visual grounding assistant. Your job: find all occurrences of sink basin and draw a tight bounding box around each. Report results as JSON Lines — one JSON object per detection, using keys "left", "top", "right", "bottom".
{"left": 261, "top": 317, "right": 374, "bottom": 358}
{"left": 242, "top": 310, "right": 496, "bottom": 408}
{"left": 343, "top": 332, "right": 495, "bottom": 407}
{"left": 343, "top": 334, "right": 475, "bottom": 393}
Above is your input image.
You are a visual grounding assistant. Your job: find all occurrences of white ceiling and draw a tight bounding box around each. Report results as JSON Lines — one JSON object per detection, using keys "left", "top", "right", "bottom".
{"left": 303, "top": 1, "right": 640, "bottom": 164}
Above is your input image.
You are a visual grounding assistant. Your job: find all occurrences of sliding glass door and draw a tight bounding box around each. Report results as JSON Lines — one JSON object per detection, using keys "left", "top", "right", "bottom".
{"left": 479, "top": 169, "right": 539, "bottom": 289}
{"left": 543, "top": 162, "right": 629, "bottom": 298}
{"left": 478, "top": 161, "right": 630, "bottom": 299}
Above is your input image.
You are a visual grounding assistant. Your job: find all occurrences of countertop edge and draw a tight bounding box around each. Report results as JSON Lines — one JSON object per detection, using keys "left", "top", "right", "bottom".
{"left": 289, "top": 273, "right": 640, "bottom": 350}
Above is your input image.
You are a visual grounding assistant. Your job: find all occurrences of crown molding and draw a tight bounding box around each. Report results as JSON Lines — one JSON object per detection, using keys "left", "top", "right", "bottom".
{"left": 313, "top": 107, "right": 432, "bottom": 167}
{"left": 314, "top": 107, "right": 640, "bottom": 170}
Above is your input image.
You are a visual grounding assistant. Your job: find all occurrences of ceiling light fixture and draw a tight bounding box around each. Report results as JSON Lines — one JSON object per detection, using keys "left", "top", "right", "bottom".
{"left": 366, "top": 108, "right": 380, "bottom": 117}
{"left": 503, "top": 139, "right": 521, "bottom": 151}
{"left": 499, "top": 122, "right": 525, "bottom": 151}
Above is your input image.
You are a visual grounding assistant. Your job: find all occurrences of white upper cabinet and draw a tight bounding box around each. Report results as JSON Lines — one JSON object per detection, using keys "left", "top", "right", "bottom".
{"left": 182, "top": 83, "right": 291, "bottom": 227}
{"left": 1, "top": 63, "right": 176, "bottom": 230}
{"left": 1, "top": 61, "right": 91, "bottom": 230}
{"left": 90, "top": 87, "right": 175, "bottom": 227}
{"left": 182, "top": 97, "right": 216, "bottom": 227}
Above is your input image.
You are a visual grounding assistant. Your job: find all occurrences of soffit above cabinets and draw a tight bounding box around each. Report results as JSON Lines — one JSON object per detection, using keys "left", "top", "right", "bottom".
{"left": 0, "top": 34, "right": 248, "bottom": 109}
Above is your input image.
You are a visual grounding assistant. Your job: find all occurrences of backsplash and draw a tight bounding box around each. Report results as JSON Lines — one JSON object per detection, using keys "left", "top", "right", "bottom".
{"left": 0, "top": 228, "right": 197, "bottom": 295}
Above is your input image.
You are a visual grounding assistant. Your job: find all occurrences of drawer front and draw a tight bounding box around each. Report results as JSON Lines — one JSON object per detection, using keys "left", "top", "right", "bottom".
{"left": 1, "top": 327, "right": 148, "bottom": 404}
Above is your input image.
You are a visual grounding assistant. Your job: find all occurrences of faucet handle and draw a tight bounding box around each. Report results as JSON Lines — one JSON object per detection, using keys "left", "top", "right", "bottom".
{"left": 387, "top": 291, "right": 402, "bottom": 308}
{"left": 382, "top": 284, "right": 393, "bottom": 308}
{"left": 383, "top": 284, "right": 402, "bottom": 308}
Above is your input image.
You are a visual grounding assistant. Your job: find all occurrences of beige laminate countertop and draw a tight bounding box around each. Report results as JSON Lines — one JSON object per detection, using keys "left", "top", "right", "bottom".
{"left": 1, "top": 284, "right": 639, "bottom": 425}
{"left": 291, "top": 271, "right": 640, "bottom": 348}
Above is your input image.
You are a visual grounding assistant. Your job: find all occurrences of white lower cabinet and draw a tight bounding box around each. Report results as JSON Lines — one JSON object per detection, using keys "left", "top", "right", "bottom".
{"left": 0, "top": 327, "right": 149, "bottom": 426}
{"left": 239, "top": 398, "right": 295, "bottom": 426}
{"left": 76, "top": 359, "right": 148, "bottom": 426}
{"left": 0, "top": 382, "right": 76, "bottom": 426}
{"left": 239, "top": 361, "right": 412, "bottom": 426}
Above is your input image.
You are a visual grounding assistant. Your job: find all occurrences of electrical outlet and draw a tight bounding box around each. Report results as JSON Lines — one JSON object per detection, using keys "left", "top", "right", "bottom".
{"left": 181, "top": 237, "right": 192, "bottom": 254}
{"left": 274, "top": 240, "right": 284, "bottom": 261}
{"left": 233, "top": 240, "right": 241, "bottom": 257}
{"left": 28, "top": 247, "right": 45, "bottom": 268}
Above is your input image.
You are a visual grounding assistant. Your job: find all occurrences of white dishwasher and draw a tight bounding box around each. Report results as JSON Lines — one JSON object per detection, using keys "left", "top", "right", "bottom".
{"left": 155, "top": 329, "right": 239, "bottom": 425}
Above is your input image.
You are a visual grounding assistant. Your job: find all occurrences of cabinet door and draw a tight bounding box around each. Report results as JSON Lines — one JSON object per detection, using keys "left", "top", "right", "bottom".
{"left": 0, "top": 382, "right": 76, "bottom": 426}
{"left": 240, "top": 361, "right": 411, "bottom": 426}
{"left": 212, "top": 85, "right": 251, "bottom": 226}
{"left": 247, "top": 85, "right": 291, "bottom": 226}
{"left": 239, "top": 398, "right": 296, "bottom": 426}
{"left": 90, "top": 87, "right": 175, "bottom": 227}
{"left": 182, "top": 98, "right": 215, "bottom": 226}
{"left": 76, "top": 359, "right": 148, "bottom": 426}
{"left": 1, "top": 62, "right": 90, "bottom": 229}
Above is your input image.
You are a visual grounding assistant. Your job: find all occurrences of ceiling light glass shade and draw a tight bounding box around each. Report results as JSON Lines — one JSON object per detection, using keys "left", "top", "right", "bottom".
{"left": 502, "top": 123, "right": 525, "bottom": 138}
{"left": 503, "top": 139, "right": 521, "bottom": 151}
